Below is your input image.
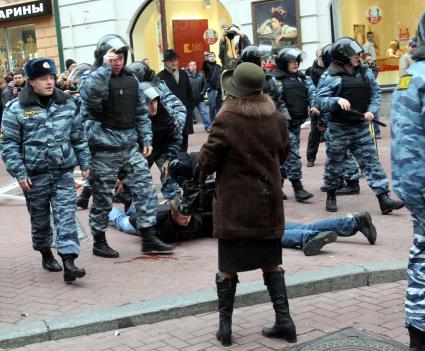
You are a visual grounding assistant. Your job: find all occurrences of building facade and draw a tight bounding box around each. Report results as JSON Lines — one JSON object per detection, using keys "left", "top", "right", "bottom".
{"left": 0, "top": 0, "right": 60, "bottom": 76}
{"left": 57, "top": 0, "right": 424, "bottom": 88}
{"left": 58, "top": 0, "right": 332, "bottom": 73}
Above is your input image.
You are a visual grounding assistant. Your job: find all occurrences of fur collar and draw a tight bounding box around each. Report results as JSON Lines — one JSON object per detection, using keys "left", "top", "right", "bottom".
{"left": 219, "top": 94, "right": 276, "bottom": 118}
{"left": 19, "top": 85, "right": 71, "bottom": 107}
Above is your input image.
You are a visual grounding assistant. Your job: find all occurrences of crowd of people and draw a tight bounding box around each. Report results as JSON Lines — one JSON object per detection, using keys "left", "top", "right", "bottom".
{"left": 1, "top": 11, "right": 425, "bottom": 349}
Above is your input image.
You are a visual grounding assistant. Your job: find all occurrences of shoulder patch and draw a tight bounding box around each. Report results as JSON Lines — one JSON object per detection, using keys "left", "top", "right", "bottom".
{"left": 397, "top": 75, "right": 412, "bottom": 90}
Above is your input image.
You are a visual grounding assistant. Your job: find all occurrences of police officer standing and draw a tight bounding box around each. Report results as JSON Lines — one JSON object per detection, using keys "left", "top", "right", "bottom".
{"left": 316, "top": 37, "right": 404, "bottom": 214}
{"left": 392, "top": 11, "right": 425, "bottom": 349}
{"left": 79, "top": 34, "right": 174, "bottom": 256}
{"left": 275, "top": 48, "right": 315, "bottom": 202}
{"left": 1, "top": 58, "right": 90, "bottom": 283}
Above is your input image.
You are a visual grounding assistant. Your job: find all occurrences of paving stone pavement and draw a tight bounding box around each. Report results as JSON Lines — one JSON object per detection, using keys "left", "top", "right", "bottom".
{"left": 0, "top": 120, "right": 413, "bottom": 344}
{"left": 9, "top": 281, "right": 409, "bottom": 351}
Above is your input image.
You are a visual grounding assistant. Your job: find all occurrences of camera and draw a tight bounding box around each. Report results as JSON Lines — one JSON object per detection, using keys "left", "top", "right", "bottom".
{"left": 168, "top": 152, "right": 215, "bottom": 215}
{"left": 225, "top": 25, "right": 239, "bottom": 40}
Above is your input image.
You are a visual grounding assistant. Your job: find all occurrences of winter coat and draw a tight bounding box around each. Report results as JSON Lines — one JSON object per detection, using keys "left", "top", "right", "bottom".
{"left": 158, "top": 68, "right": 194, "bottom": 134}
{"left": 198, "top": 94, "right": 290, "bottom": 240}
{"left": 1, "top": 85, "right": 90, "bottom": 181}
{"left": 186, "top": 70, "right": 207, "bottom": 102}
{"left": 78, "top": 65, "right": 152, "bottom": 149}
{"left": 392, "top": 44, "right": 425, "bottom": 221}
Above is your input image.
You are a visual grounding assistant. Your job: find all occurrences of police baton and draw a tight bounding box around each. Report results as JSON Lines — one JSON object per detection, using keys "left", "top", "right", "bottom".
{"left": 350, "top": 110, "right": 387, "bottom": 127}
{"left": 289, "top": 149, "right": 301, "bottom": 159}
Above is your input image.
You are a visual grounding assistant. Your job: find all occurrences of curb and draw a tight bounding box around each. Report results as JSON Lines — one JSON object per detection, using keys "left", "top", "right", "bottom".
{"left": 0, "top": 260, "right": 407, "bottom": 349}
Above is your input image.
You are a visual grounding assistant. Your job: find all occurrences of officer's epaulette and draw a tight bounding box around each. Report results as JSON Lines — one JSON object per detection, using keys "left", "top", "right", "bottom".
{"left": 397, "top": 75, "right": 412, "bottom": 90}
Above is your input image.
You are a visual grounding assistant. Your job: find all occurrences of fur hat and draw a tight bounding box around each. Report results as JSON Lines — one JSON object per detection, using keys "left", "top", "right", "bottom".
{"left": 24, "top": 58, "right": 57, "bottom": 80}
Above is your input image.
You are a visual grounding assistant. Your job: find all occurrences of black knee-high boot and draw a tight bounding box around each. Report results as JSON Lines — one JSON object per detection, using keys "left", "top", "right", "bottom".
{"left": 262, "top": 270, "right": 297, "bottom": 343}
{"left": 409, "top": 326, "right": 425, "bottom": 351}
{"left": 216, "top": 273, "right": 238, "bottom": 347}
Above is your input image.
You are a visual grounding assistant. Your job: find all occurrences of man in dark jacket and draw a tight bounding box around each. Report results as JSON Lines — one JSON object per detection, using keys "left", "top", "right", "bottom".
{"left": 202, "top": 52, "right": 222, "bottom": 122}
{"left": 187, "top": 60, "right": 209, "bottom": 131}
{"left": 158, "top": 49, "right": 194, "bottom": 151}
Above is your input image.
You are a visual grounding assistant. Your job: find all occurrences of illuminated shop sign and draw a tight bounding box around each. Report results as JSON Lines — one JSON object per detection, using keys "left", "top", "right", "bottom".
{"left": 0, "top": 0, "right": 52, "bottom": 23}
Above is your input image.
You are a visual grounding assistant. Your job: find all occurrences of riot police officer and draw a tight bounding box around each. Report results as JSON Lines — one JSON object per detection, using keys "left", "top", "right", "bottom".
{"left": 79, "top": 34, "right": 174, "bottom": 256}
{"left": 1, "top": 58, "right": 90, "bottom": 282}
{"left": 392, "top": 11, "right": 425, "bottom": 348}
{"left": 317, "top": 44, "right": 361, "bottom": 196}
{"left": 316, "top": 37, "right": 404, "bottom": 214}
{"left": 275, "top": 48, "right": 315, "bottom": 202}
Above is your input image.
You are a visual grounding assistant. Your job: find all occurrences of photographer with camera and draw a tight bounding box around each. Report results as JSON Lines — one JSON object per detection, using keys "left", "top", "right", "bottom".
{"left": 218, "top": 25, "right": 251, "bottom": 70}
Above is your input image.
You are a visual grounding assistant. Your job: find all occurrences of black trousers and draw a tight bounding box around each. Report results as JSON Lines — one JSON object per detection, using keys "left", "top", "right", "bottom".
{"left": 306, "top": 116, "right": 323, "bottom": 162}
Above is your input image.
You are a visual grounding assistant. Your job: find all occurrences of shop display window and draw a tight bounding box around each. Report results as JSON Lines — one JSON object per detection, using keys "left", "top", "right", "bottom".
{"left": 332, "top": 0, "right": 424, "bottom": 86}
{"left": 0, "top": 24, "right": 37, "bottom": 76}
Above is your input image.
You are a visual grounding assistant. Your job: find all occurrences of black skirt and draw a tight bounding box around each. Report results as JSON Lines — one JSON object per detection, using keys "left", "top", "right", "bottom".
{"left": 218, "top": 238, "right": 282, "bottom": 273}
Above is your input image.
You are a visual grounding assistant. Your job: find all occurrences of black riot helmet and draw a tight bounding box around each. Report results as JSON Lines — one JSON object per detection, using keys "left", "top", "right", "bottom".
{"left": 275, "top": 47, "right": 303, "bottom": 72}
{"left": 321, "top": 44, "right": 333, "bottom": 69}
{"left": 240, "top": 44, "right": 272, "bottom": 67}
{"left": 331, "top": 37, "right": 363, "bottom": 64}
{"left": 68, "top": 63, "right": 91, "bottom": 84}
{"left": 94, "top": 34, "right": 131, "bottom": 66}
{"left": 128, "top": 61, "right": 155, "bottom": 82}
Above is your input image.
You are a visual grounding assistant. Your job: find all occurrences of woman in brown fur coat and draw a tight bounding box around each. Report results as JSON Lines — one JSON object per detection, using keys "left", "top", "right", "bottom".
{"left": 198, "top": 62, "right": 296, "bottom": 346}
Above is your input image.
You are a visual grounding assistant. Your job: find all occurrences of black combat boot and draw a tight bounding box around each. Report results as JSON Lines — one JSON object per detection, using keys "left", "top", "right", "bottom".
{"left": 326, "top": 190, "right": 337, "bottom": 212}
{"left": 60, "top": 254, "right": 86, "bottom": 283}
{"left": 41, "top": 248, "right": 62, "bottom": 272}
{"left": 354, "top": 212, "right": 377, "bottom": 245}
{"left": 76, "top": 186, "right": 91, "bottom": 209}
{"left": 303, "top": 231, "right": 337, "bottom": 256}
{"left": 290, "top": 179, "right": 313, "bottom": 202}
{"left": 141, "top": 226, "right": 175, "bottom": 254}
{"left": 262, "top": 270, "right": 297, "bottom": 343}
{"left": 92, "top": 231, "right": 119, "bottom": 258}
{"left": 216, "top": 274, "right": 238, "bottom": 347}
{"left": 336, "top": 179, "right": 360, "bottom": 195}
{"left": 377, "top": 193, "right": 404, "bottom": 214}
{"left": 409, "top": 326, "right": 425, "bottom": 351}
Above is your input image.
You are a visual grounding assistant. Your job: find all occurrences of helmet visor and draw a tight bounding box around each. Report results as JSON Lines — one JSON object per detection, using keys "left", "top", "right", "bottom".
{"left": 285, "top": 48, "right": 306, "bottom": 62}
{"left": 348, "top": 40, "right": 363, "bottom": 56}
{"left": 106, "top": 37, "right": 133, "bottom": 54}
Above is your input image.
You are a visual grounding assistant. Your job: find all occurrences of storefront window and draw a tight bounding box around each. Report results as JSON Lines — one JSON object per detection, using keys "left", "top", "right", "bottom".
{"left": 332, "top": 0, "right": 424, "bottom": 86}
{"left": 0, "top": 24, "right": 37, "bottom": 75}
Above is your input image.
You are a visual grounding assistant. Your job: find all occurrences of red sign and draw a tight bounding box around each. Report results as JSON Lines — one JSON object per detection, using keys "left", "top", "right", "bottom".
{"left": 172, "top": 19, "right": 209, "bottom": 68}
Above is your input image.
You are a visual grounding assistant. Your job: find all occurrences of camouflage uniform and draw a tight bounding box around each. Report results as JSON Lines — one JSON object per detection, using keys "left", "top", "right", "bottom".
{"left": 276, "top": 74, "right": 316, "bottom": 180}
{"left": 317, "top": 77, "right": 361, "bottom": 187}
{"left": 316, "top": 64, "right": 388, "bottom": 194}
{"left": 144, "top": 79, "right": 184, "bottom": 200}
{"left": 79, "top": 64, "right": 157, "bottom": 233}
{"left": 1, "top": 87, "right": 90, "bottom": 255}
{"left": 392, "top": 57, "right": 425, "bottom": 332}
{"left": 156, "top": 78, "right": 186, "bottom": 133}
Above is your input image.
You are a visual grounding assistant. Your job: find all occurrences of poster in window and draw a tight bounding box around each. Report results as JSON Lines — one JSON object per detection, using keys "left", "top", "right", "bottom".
{"left": 353, "top": 24, "right": 366, "bottom": 45}
{"left": 252, "top": 0, "right": 301, "bottom": 54}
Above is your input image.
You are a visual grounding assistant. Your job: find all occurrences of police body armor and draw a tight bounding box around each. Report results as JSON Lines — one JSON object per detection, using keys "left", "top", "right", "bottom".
{"left": 281, "top": 75, "right": 308, "bottom": 129}
{"left": 150, "top": 103, "right": 170, "bottom": 159}
{"left": 331, "top": 70, "right": 371, "bottom": 125}
{"left": 96, "top": 70, "right": 139, "bottom": 130}
{"left": 264, "top": 74, "right": 278, "bottom": 100}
